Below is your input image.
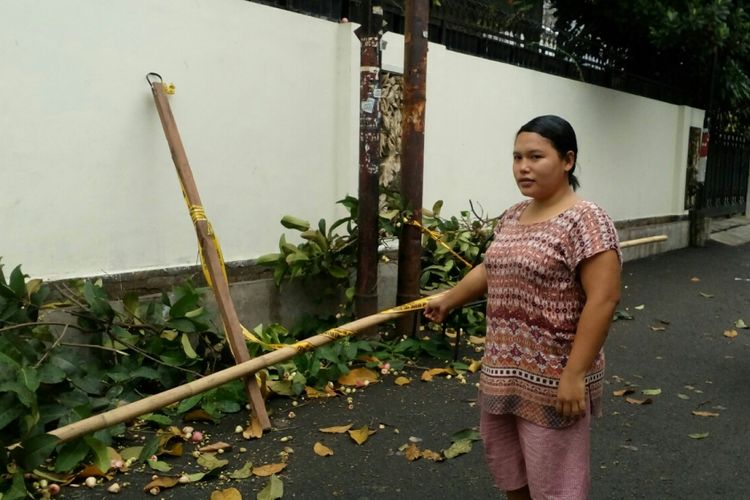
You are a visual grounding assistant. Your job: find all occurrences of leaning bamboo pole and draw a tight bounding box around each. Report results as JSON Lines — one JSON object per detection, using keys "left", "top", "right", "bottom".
{"left": 49, "top": 293, "right": 444, "bottom": 444}
{"left": 146, "top": 73, "right": 269, "bottom": 429}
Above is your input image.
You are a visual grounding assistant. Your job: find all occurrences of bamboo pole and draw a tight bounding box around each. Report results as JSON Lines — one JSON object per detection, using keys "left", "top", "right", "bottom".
{"left": 620, "top": 235, "right": 668, "bottom": 248}
{"left": 49, "top": 293, "right": 445, "bottom": 444}
{"left": 47, "top": 234, "right": 667, "bottom": 443}
{"left": 146, "top": 74, "right": 270, "bottom": 429}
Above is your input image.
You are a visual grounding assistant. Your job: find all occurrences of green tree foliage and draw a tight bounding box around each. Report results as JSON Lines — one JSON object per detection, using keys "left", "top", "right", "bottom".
{"left": 545, "top": 0, "right": 750, "bottom": 123}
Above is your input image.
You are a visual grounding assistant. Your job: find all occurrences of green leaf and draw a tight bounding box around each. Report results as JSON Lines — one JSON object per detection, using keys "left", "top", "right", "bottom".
{"left": 141, "top": 413, "right": 172, "bottom": 426}
{"left": 0, "top": 381, "right": 35, "bottom": 408}
{"left": 257, "top": 474, "right": 284, "bottom": 500}
{"left": 84, "top": 436, "right": 110, "bottom": 473}
{"left": 688, "top": 432, "right": 710, "bottom": 440}
{"left": 280, "top": 215, "right": 310, "bottom": 231}
{"left": 0, "top": 403, "right": 25, "bottom": 431}
{"left": 170, "top": 293, "right": 200, "bottom": 318}
{"left": 443, "top": 438, "right": 473, "bottom": 459}
{"left": 177, "top": 394, "right": 203, "bottom": 414}
{"left": 20, "top": 367, "right": 40, "bottom": 392}
{"left": 228, "top": 460, "right": 254, "bottom": 479}
{"left": 25, "top": 278, "right": 43, "bottom": 297}
{"left": 119, "top": 446, "right": 143, "bottom": 461}
{"left": 197, "top": 453, "right": 228, "bottom": 471}
{"left": 328, "top": 266, "right": 349, "bottom": 279}
{"left": 2, "top": 472, "right": 27, "bottom": 500}
{"left": 214, "top": 399, "right": 242, "bottom": 414}
{"left": 38, "top": 363, "right": 66, "bottom": 384}
{"left": 641, "top": 388, "right": 662, "bottom": 396}
{"left": 55, "top": 439, "right": 90, "bottom": 472}
{"left": 734, "top": 318, "right": 749, "bottom": 329}
{"left": 147, "top": 459, "right": 172, "bottom": 472}
{"left": 130, "top": 366, "right": 160, "bottom": 380}
{"left": 138, "top": 436, "right": 160, "bottom": 462}
{"left": 167, "top": 318, "right": 197, "bottom": 333}
{"left": 450, "top": 428, "right": 481, "bottom": 443}
{"left": 286, "top": 252, "right": 309, "bottom": 265}
{"left": 183, "top": 471, "right": 207, "bottom": 483}
{"left": 181, "top": 334, "right": 198, "bottom": 359}
{"left": 184, "top": 306, "right": 204, "bottom": 319}
{"left": 300, "top": 230, "right": 329, "bottom": 251}
{"left": 70, "top": 374, "right": 104, "bottom": 395}
{"left": 9, "top": 266, "right": 27, "bottom": 298}
{"left": 267, "top": 380, "right": 295, "bottom": 396}
{"left": 82, "top": 281, "right": 112, "bottom": 319}
{"left": 256, "top": 253, "right": 282, "bottom": 266}
{"left": 123, "top": 292, "right": 140, "bottom": 316}
{"left": 13, "top": 433, "right": 59, "bottom": 470}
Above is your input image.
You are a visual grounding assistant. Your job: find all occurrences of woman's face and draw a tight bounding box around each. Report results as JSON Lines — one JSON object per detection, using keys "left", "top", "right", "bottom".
{"left": 512, "top": 132, "right": 574, "bottom": 201}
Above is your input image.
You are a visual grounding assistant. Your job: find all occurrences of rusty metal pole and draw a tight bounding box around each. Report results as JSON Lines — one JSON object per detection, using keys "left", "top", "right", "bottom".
{"left": 396, "top": 0, "right": 429, "bottom": 334}
{"left": 354, "top": 0, "right": 384, "bottom": 336}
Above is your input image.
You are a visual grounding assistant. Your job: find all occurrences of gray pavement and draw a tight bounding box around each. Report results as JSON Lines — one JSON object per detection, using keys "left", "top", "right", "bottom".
{"left": 61, "top": 239, "right": 750, "bottom": 500}
{"left": 709, "top": 214, "right": 750, "bottom": 246}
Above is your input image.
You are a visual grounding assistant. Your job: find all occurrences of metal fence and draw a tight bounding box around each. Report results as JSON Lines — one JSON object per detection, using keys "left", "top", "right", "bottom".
{"left": 701, "top": 127, "right": 750, "bottom": 216}
{"left": 250, "top": 0, "right": 706, "bottom": 108}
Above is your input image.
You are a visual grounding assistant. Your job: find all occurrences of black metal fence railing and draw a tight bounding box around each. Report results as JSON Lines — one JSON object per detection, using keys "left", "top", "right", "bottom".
{"left": 701, "top": 131, "right": 750, "bottom": 216}
{"left": 248, "top": 0, "right": 707, "bottom": 109}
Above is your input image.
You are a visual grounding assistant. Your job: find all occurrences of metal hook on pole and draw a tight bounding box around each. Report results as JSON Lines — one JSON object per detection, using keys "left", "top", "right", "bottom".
{"left": 146, "top": 72, "right": 163, "bottom": 86}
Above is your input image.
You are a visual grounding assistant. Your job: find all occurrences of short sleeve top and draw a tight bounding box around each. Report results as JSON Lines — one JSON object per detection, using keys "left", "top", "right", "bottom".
{"left": 479, "top": 199, "right": 620, "bottom": 428}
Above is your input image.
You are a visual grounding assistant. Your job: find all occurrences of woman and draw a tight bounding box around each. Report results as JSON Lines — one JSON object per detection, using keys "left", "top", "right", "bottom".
{"left": 424, "top": 115, "right": 621, "bottom": 499}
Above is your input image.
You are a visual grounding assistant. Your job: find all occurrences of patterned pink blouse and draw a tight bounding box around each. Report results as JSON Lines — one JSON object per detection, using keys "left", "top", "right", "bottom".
{"left": 480, "top": 199, "right": 620, "bottom": 428}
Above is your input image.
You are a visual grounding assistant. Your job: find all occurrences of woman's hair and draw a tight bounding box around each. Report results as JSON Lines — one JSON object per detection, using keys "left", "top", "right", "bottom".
{"left": 516, "top": 115, "right": 580, "bottom": 191}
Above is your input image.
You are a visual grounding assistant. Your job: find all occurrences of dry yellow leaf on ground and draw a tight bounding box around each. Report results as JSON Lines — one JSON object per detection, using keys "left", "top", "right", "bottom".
{"left": 210, "top": 487, "right": 242, "bottom": 500}
{"left": 305, "top": 386, "right": 337, "bottom": 398}
{"left": 625, "top": 397, "right": 653, "bottom": 405}
{"left": 724, "top": 329, "right": 739, "bottom": 338}
{"left": 338, "top": 367, "right": 379, "bottom": 386}
{"left": 143, "top": 476, "right": 180, "bottom": 492}
{"left": 313, "top": 442, "right": 334, "bottom": 457}
{"left": 394, "top": 376, "right": 411, "bottom": 386}
{"left": 404, "top": 443, "right": 421, "bottom": 461}
{"left": 421, "top": 367, "right": 456, "bottom": 382}
{"left": 319, "top": 424, "right": 353, "bottom": 434}
{"left": 252, "top": 463, "right": 287, "bottom": 477}
{"left": 161, "top": 441, "right": 183, "bottom": 457}
{"left": 421, "top": 449, "right": 445, "bottom": 462}
{"left": 467, "top": 360, "right": 482, "bottom": 373}
{"left": 348, "top": 426, "right": 376, "bottom": 445}
{"left": 77, "top": 465, "right": 110, "bottom": 478}
{"left": 692, "top": 410, "right": 720, "bottom": 417}
{"left": 199, "top": 441, "right": 232, "bottom": 453}
{"left": 468, "top": 335, "right": 485, "bottom": 345}
{"left": 242, "top": 415, "right": 263, "bottom": 440}
{"left": 613, "top": 388, "right": 635, "bottom": 397}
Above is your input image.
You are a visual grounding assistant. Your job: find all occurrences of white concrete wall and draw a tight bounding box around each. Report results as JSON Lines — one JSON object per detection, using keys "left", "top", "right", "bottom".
{"left": 1, "top": 0, "right": 703, "bottom": 281}
{"left": 1, "top": 0, "right": 360, "bottom": 280}
{"left": 382, "top": 33, "right": 705, "bottom": 222}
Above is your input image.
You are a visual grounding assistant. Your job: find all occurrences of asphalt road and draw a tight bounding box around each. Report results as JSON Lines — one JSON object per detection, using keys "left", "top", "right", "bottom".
{"left": 60, "top": 241, "right": 750, "bottom": 500}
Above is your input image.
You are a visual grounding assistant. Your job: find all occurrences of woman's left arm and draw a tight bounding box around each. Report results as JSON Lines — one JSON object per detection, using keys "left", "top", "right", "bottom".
{"left": 556, "top": 249, "right": 621, "bottom": 419}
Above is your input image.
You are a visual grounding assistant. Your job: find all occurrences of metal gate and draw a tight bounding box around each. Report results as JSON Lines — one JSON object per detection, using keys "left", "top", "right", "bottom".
{"left": 700, "top": 125, "right": 750, "bottom": 216}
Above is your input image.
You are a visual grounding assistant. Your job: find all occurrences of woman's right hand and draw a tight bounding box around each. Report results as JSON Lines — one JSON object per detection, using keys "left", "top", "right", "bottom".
{"left": 423, "top": 294, "right": 452, "bottom": 324}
